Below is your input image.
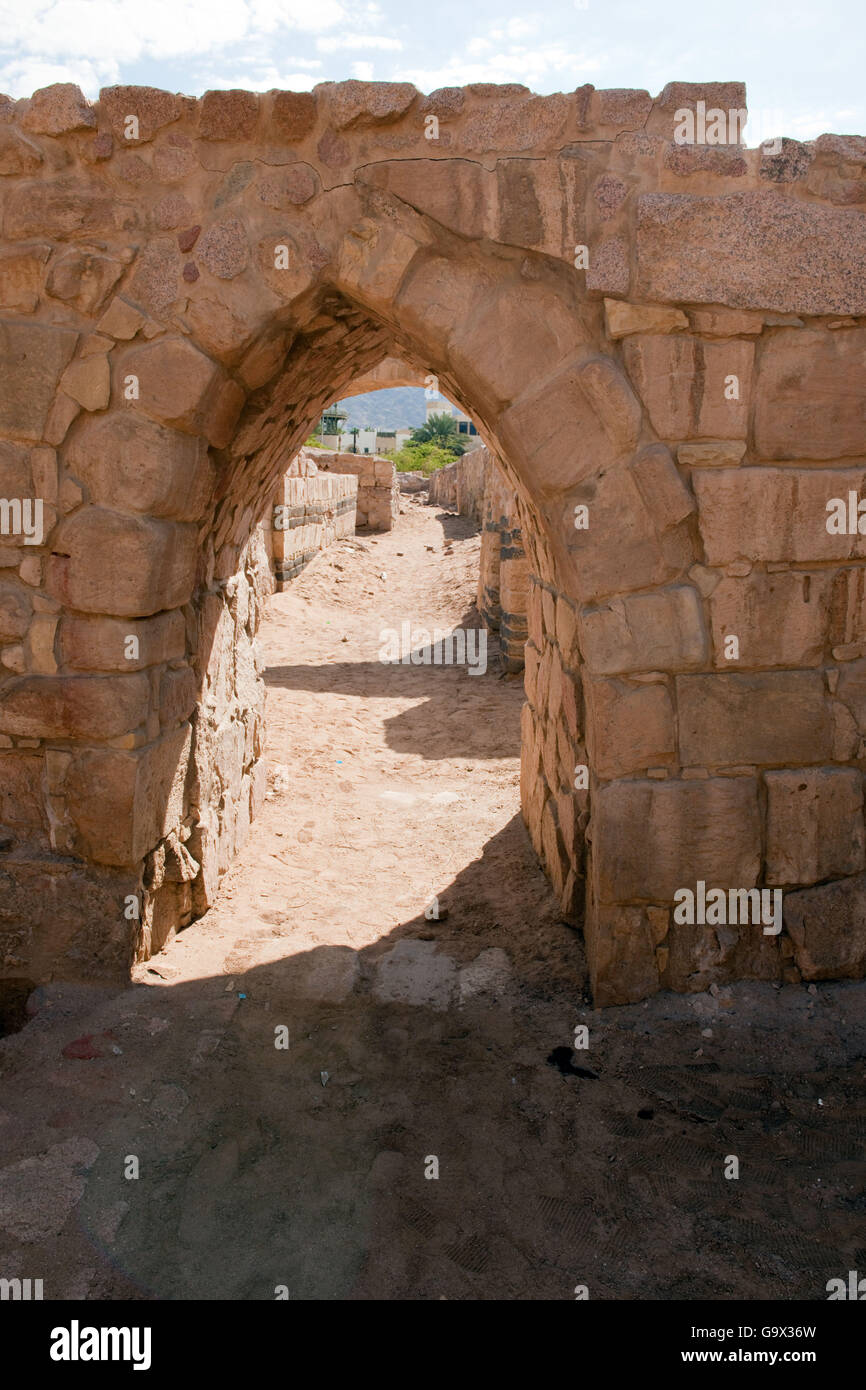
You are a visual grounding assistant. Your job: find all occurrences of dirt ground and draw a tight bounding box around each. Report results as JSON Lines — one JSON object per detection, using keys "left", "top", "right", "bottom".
{"left": 0, "top": 494, "right": 864, "bottom": 1301}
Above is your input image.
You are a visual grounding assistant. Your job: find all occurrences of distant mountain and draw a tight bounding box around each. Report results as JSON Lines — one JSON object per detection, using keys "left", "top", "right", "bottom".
{"left": 336, "top": 387, "right": 427, "bottom": 432}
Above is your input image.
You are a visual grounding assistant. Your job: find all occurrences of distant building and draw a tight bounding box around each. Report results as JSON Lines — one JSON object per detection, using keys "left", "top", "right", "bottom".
{"left": 320, "top": 404, "right": 348, "bottom": 450}
{"left": 424, "top": 394, "right": 478, "bottom": 437}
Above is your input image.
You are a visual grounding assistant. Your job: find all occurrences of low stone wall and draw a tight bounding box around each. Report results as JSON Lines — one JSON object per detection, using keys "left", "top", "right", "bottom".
{"left": 427, "top": 460, "right": 458, "bottom": 509}
{"left": 428, "top": 449, "right": 530, "bottom": 672}
{"left": 271, "top": 467, "right": 357, "bottom": 588}
{"left": 307, "top": 448, "right": 399, "bottom": 531}
{"left": 455, "top": 449, "right": 488, "bottom": 525}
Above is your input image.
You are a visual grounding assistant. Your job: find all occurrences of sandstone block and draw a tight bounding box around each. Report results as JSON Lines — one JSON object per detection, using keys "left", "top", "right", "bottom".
{"left": 65, "top": 725, "right": 191, "bottom": 866}
{"left": 754, "top": 328, "right": 866, "bottom": 459}
{"left": 708, "top": 570, "right": 831, "bottom": 667}
{"left": 622, "top": 333, "right": 753, "bottom": 440}
{"left": 160, "top": 665, "right": 198, "bottom": 727}
{"left": 593, "top": 776, "right": 761, "bottom": 903}
{"left": 678, "top": 440, "right": 746, "bottom": 467}
{"left": 0, "top": 673, "right": 149, "bottom": 739}
{"left": 564, "top": 464, "right": 693, "bottom": 603}
{"left": 584, "top": 902, "right": 659, "bottom": 1006}
{"left": 694, "top": 467, "right": 866, "bottom": 565}
{"left": 47, "top": 249, "right": 123, "bottom": 316}
{"left": 59, "top": 355, "right": 110, "bottom": 412}
{"left": 122, "top": 338, "right": 229, "bottom": 443}
{"left": 363, "top": 159, "right": 491, "bottom": 240}
{"left": 0, "top": 750, "right": 46, "bottom": 834}
{"left": 586, "top": 677, "right": 675, "bottom": 779}
{"left": 0, "top": 580, "right": 32, "bottom": 641}
{"left": 449, "top": 282, "right": 585, "bottom": 408}
{"left": 784, "top": 872, "right": 866, "bottom": 979}
{"left": 46, "top": 508, "right": 198, "bottom": 616}
{"left": 59, "top": 610, "right": 186, "bottom": 671}
{"left": 0, "top": 320, "right": 78, "bottom": 441}
{"left": 765, "top": 767, "right": 865, "bottom": 885}
{"left": 501, "top": 355, "right": 641, "bottom": 496}
{"left": 677, "top": 670, "right": 832, "bottom": 766}
{"left": 580, "top": 584, "right": 707, "bottom": 674}
{"left": 66, "top": 413, "right": 214, "bottom": 521}
{"left": 2, "top": 177, "right": 113, "bottom": 239}
{"left": 604, "top": 299, "right": 688, "bottom": 338}
{"left": 0, "top": 244, "right": 51, "bottom": 313}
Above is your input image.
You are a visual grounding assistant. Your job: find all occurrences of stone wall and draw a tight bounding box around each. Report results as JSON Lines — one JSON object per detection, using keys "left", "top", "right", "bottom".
{"left": 308, "top": 448, "right": 399, "bottom": 531}
{"left": 1, "top": 77, "right": 865, "bottom": 1004}
{"left": 427, "top": 460, "right": 458, "bottom": 509}
{"left": 271, "top": 453, "right": 357, "bottom": 587}
{"left": 428, "top": 447, "right": 530, "bottom": 672}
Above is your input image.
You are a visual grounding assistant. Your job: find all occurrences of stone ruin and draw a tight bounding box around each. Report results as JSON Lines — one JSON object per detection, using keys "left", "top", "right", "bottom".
{"left": 1, "top": 77, "right": 866, "bottom": 1003}
{"left": 428, "top": 445, "right": 530, "bottom": 673}
{"left": 267, "top": 449, "right": 358, "bottom": 588}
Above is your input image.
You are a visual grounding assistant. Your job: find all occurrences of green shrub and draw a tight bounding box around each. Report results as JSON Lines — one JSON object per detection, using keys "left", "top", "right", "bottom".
{"left": 391, "top": 442, "right": 457, "bottom": 475}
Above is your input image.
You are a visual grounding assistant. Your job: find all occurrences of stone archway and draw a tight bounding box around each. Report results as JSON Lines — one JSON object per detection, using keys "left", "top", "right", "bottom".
{"left": 1, "top": 77, "right": 866, "bottom": 1003}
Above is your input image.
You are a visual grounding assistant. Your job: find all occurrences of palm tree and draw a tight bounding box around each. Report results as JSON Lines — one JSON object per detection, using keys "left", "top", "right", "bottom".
{"left": 411, "top": 411, "right": 467, "bottom": 455}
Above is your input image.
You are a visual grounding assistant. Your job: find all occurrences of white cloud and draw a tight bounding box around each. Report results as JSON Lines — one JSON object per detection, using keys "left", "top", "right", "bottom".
{"left": 0, "top": 0, "right": 346, "bottom": 72}
{"left": 352, "top": 60, "right": 374, "bottom": 79}
{"left": 0, "top": 55, "right": 116, "bottom": 97}
{"left": 317, "top": 33, "right": 402, "bottom": 51}
{"left": 402, "top": 46, "right": 602, "bottom": 94}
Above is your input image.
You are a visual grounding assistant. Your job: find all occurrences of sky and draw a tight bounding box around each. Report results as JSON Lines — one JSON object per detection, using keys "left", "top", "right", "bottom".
{"left": 0, "top": 0, "right": 863, "bottom": 144}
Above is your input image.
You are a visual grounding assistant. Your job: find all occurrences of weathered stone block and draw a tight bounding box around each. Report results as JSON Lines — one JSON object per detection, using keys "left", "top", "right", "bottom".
{"left": 677, "top": 671, "right": 832, "bottom": 766}
{"left": 754, "top": 328, "right": 866, "bottom": 459}
{"left": 765, "top": 767, "right": 865, "bottom": 885}
{"left": 0, "top": 751, "right": 46, "bottom": 836}
{"left": 694, "top": 468, "right": 866, "bottom": 565}
{"left": 501, "top": 355, "right": 641, "bottom": 496}
{"left": 46, "top": 508, "right": 198, "bottom": 617}
{"left": 65, "top": 725, "right": 191, "bottom": 866}
{"left": 0, "top": 580, "right": 32, "bottom": 640}
{"left": 586, "top": 677, "right": 675, "bottom": 779}
{"left": 59, "top": 611, "right": 186, "bottom": 671}
{"left": 784, "top": 872, "right": 866, "bottom": 979}
{"left": 708, "top": 571, "right": 831, "bottom": 667}
{"left": 66, "top": 413, "right": 214, "bottom": 521}
{"left": 580, "top": 584, "right": 707, "bottom": 674}
{"left": 0, "top": 673, "right": 150, "bottom": 739}
{"left": 122, "top": 338, "right": 229, "bottom": 443}
{"left": 622, "top": 333, "right": 753, "bottom": 440}
{"left": 584, "top": 901, "right": 659, "bottom": 1005}
{"left": 0, "top": 320, "right": 78, "bottom": 441}
{"left": 604, "top": 299, "right": 688, "bottom": 338}
{"left": 593, "top": 776, "right": 761, "bottom": 903}
{"left": 637, "top": 191, "right": 866, "bottom": 314}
